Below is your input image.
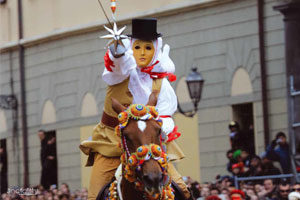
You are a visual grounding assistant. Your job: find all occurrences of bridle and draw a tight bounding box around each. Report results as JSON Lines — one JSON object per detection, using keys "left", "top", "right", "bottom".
{"left": 114, "top": 104, "right": 175, "bottom": 200}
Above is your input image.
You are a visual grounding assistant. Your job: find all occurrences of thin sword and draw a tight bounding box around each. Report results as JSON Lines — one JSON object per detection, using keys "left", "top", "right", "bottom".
{"left": 97, "top": 0, "right": 113, "bottom": 28}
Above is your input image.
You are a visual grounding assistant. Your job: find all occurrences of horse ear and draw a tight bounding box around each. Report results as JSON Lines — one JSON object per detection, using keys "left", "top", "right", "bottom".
{"left": 111, "top": 98, "right": 126, "bottom": 114}
{"left": 147, "top": 92, "right": 158, "bottom": 106}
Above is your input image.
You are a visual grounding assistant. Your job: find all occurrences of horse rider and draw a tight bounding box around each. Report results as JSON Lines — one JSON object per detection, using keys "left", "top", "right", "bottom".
{"left": 80, "top": 18, "right": 191, "bottom": 200}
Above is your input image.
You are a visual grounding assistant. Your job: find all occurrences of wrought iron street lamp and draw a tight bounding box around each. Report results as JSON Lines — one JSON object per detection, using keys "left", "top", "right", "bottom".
{"left": 0, "top": 95, "right": 17, "bottom": 110}
{"left": 178, "top": 67, "right": 204, "bottom": 117}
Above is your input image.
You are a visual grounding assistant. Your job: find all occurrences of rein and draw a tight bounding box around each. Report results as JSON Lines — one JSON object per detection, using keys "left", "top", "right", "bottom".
{"left": 111, "top": 104, "right": 175, "bottom": 200}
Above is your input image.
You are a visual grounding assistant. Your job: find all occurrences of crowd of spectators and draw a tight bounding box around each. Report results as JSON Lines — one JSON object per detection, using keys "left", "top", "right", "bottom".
{"left": 1, "top": 122, "right": 299, "bottom": 200}
{"left": 227, "top": 121, "right": 292, "bottom": 178}
{"left": 179, "top": 121, "right": 299, "bottom": 200}
{"left": 1, "top": 183, "right": 88, "bottom": 200}
{"left": 184, "top": 176, "right": 300, "bottom": 200}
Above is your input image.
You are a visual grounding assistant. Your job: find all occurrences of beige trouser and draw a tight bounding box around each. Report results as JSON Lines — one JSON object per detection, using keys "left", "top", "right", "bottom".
{"left": 87, "top": 153, "right": 190, "bottom": 200}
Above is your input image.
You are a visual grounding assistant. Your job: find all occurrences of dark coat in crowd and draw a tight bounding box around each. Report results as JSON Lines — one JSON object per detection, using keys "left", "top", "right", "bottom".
{"left": 265, "top": 187, "right": 277, "bottom": 200}
{"left": 40, "top": 137, "right": 57, "bottom": 190}
{"left": 266, "top": 143, "right": 291, "bottom": 174}
{"left": 230, "top": 131, "right": 247, "bottom": 151}
{"left": 263, "top": 161, "right": 281, "bottom": 176}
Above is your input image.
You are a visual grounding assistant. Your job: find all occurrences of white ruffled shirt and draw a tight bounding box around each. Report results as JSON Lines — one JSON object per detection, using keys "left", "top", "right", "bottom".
{"left": 102, "top": 39, "right": 177, "bottom": 134}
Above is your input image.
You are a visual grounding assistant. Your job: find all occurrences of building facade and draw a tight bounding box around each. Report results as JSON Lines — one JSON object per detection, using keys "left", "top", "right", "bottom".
{"left": 0, "top": 0, "right": 289, "bottom": 190}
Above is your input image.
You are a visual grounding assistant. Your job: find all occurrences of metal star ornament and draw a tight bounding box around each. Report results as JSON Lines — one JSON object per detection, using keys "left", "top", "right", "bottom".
{"left": 100, "top": 22, "right": 127, "bottom": 51}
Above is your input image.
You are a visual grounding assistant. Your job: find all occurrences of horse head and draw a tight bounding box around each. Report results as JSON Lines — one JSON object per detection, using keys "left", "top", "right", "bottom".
{"left": 112, "top": 93, "right": 174, "bottom": 200}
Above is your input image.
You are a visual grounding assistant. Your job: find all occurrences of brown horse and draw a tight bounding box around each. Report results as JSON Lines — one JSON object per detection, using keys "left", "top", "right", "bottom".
{"left": 96, "top": 94, "right": 187, "bottom": 200}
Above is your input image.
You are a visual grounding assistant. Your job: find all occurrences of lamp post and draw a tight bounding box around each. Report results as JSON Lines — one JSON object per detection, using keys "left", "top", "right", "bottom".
{"left": 0, "top": 95, "right": 17, "bottom": 110}
{"left": 178, "top": 67, "right": 204, "bottom": 117}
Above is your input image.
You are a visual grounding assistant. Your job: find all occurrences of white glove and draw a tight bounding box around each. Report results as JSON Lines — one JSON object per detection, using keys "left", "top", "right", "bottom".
{"left": 160, "top": 44, "right": 175, "bottom": 73}
{"left": 108, "top": 38, "right": 136, "bottom": 75}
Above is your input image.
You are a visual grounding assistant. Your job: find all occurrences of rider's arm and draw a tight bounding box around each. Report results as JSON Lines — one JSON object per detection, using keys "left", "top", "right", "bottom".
{"left": 156, "top": 78, "right": 177, "bottom": 115}
{"left": 156, "top": 78, "right": 177, "bottom": 135}
{"left": 102, "top": 39, "right": 136, "bottom": 85}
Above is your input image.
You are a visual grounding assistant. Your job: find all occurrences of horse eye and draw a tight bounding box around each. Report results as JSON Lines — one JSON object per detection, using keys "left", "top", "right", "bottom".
{"left": 124, "top": 134, "right": 130, "bottom": 141}
{"left": 157, "top": 129, "right": 162, "bottom": 136}
{"left": 135, "top": 46, "right": 140, "bottom": 50}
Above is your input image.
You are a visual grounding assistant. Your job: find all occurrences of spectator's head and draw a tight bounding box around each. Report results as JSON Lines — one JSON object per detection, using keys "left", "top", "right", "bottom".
{"left": 263, "top": 179, "right": 275, "bottom": 193}
{"left": 81, "top": 188, "right": 88, "bottom": 199}
{"left": 52, "top": 189, "right": 58, "bottom": 195}
{"left": 229, "top": 121, "right": 239, "bottom": 132}
{"left": 37, "top": 185, "right": 44, "bottom": 192}
{"left": 201, "top": 187, "right": 211, "bottom": 198}
{"left": 37, "top": 194, "right": 45, "bottom": 200}
{"left": 58, "top": 194, "right": 69, "bottom": 200}
{"left": 254, "top": 183, "right": 263, "bottom": 194}
{"left": 2, "top": 193, "right": 9, "bottom": 200}
{"left": 190, "top": 181, "right": 201, "bottom": 198}
{"left": 47, "top": 196, "right": 53, "bottom": 200}
{"left": 278, "top": 181, "right": 291, "bottom": 199}
{"left": 230, "top": 189, "right": 245, "bottom": 200}
{"left": 221, "top": 189, "right": 230, "bottom": 200}
{"left": 232, "top": 165, "right": 240, "bottom": 175}
{"left": 232, "top": 163, "right": 244, "bottom": 175}
{"left": 59, "top": 183, "right": 70, "bottom": 195}
{"left": 228, "top": 183, "right": 236, "bottom": 192}
{"left": 44, "top": 191, "right": 53, "bottom": 200}
{"left": 221, "top": 188, "right": 229, "bottom": 195}
{"left": 276, "top": 132, "right": 287, "bottom": 146}
{"left": 240, "top": 149, "right": 249, "bottom": 161}
{"left": 221, "top": 176, "right": 231, "bottom": 188}
{"left": 250, "top": 156, "right": 261, "bottom": 168}
{"left": 244, "top": 182, "right": 254, "bottom": 191}
{"left": 38, "top": 130, "right": 45, "bottom": 141}
{"left": 216, "top": 174, "right": 222, "bottom": 183}
{"left": 70, "top": 193, "right": 76, "bottom": 200}
{"left": 233, "top": 150, "right": 242, "bottom": 161}
{"left": 206, "top": 195, "right": 221, "bottom": 200}
{"left": 53, "top": 195, "right": 59, "bottom": 200}
{"left": 210, "top": 187, "right": 220, "bottom": 196}
{"left": 30, "top": 195, "right": 37, "bottom": 200}
{"left": 292, "top": 182, "right": 300, "bottom": 193}
{"left": 227, "top": 150, "right": 234, "bottom": 160}
{"left": 245, "top": 188, "right": 256, "bottom": 200}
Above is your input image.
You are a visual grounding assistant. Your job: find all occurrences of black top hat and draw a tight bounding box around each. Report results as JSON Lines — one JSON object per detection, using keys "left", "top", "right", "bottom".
{"left": 128, "top": 18, "right": 162, "bottom": 41}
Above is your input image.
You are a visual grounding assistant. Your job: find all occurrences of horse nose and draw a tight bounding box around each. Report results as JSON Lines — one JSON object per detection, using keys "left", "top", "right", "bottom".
{"left": 142, "top": 172, "right": 163, "bottom": 193}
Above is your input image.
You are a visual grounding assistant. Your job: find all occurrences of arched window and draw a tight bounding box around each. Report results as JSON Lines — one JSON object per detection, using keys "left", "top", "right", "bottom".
{"left": 0, "top": 110, "right": 7, "bottom": 133}
{"left": 81, "top": 93, "right": 98, "bottom": 117}
{"left": 231, "top": 68, "right": 253, "bottom": 96}
{"left": 41, "top": 100, "right": 56, "bottom": 124}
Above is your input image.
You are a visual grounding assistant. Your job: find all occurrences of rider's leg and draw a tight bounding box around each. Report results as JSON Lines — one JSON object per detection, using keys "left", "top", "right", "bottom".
{"left": 168, "top": 163, "right": 191, "bottom": 199}
{"left": 87, "top": 153, "right": 120, "bottom": 200}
